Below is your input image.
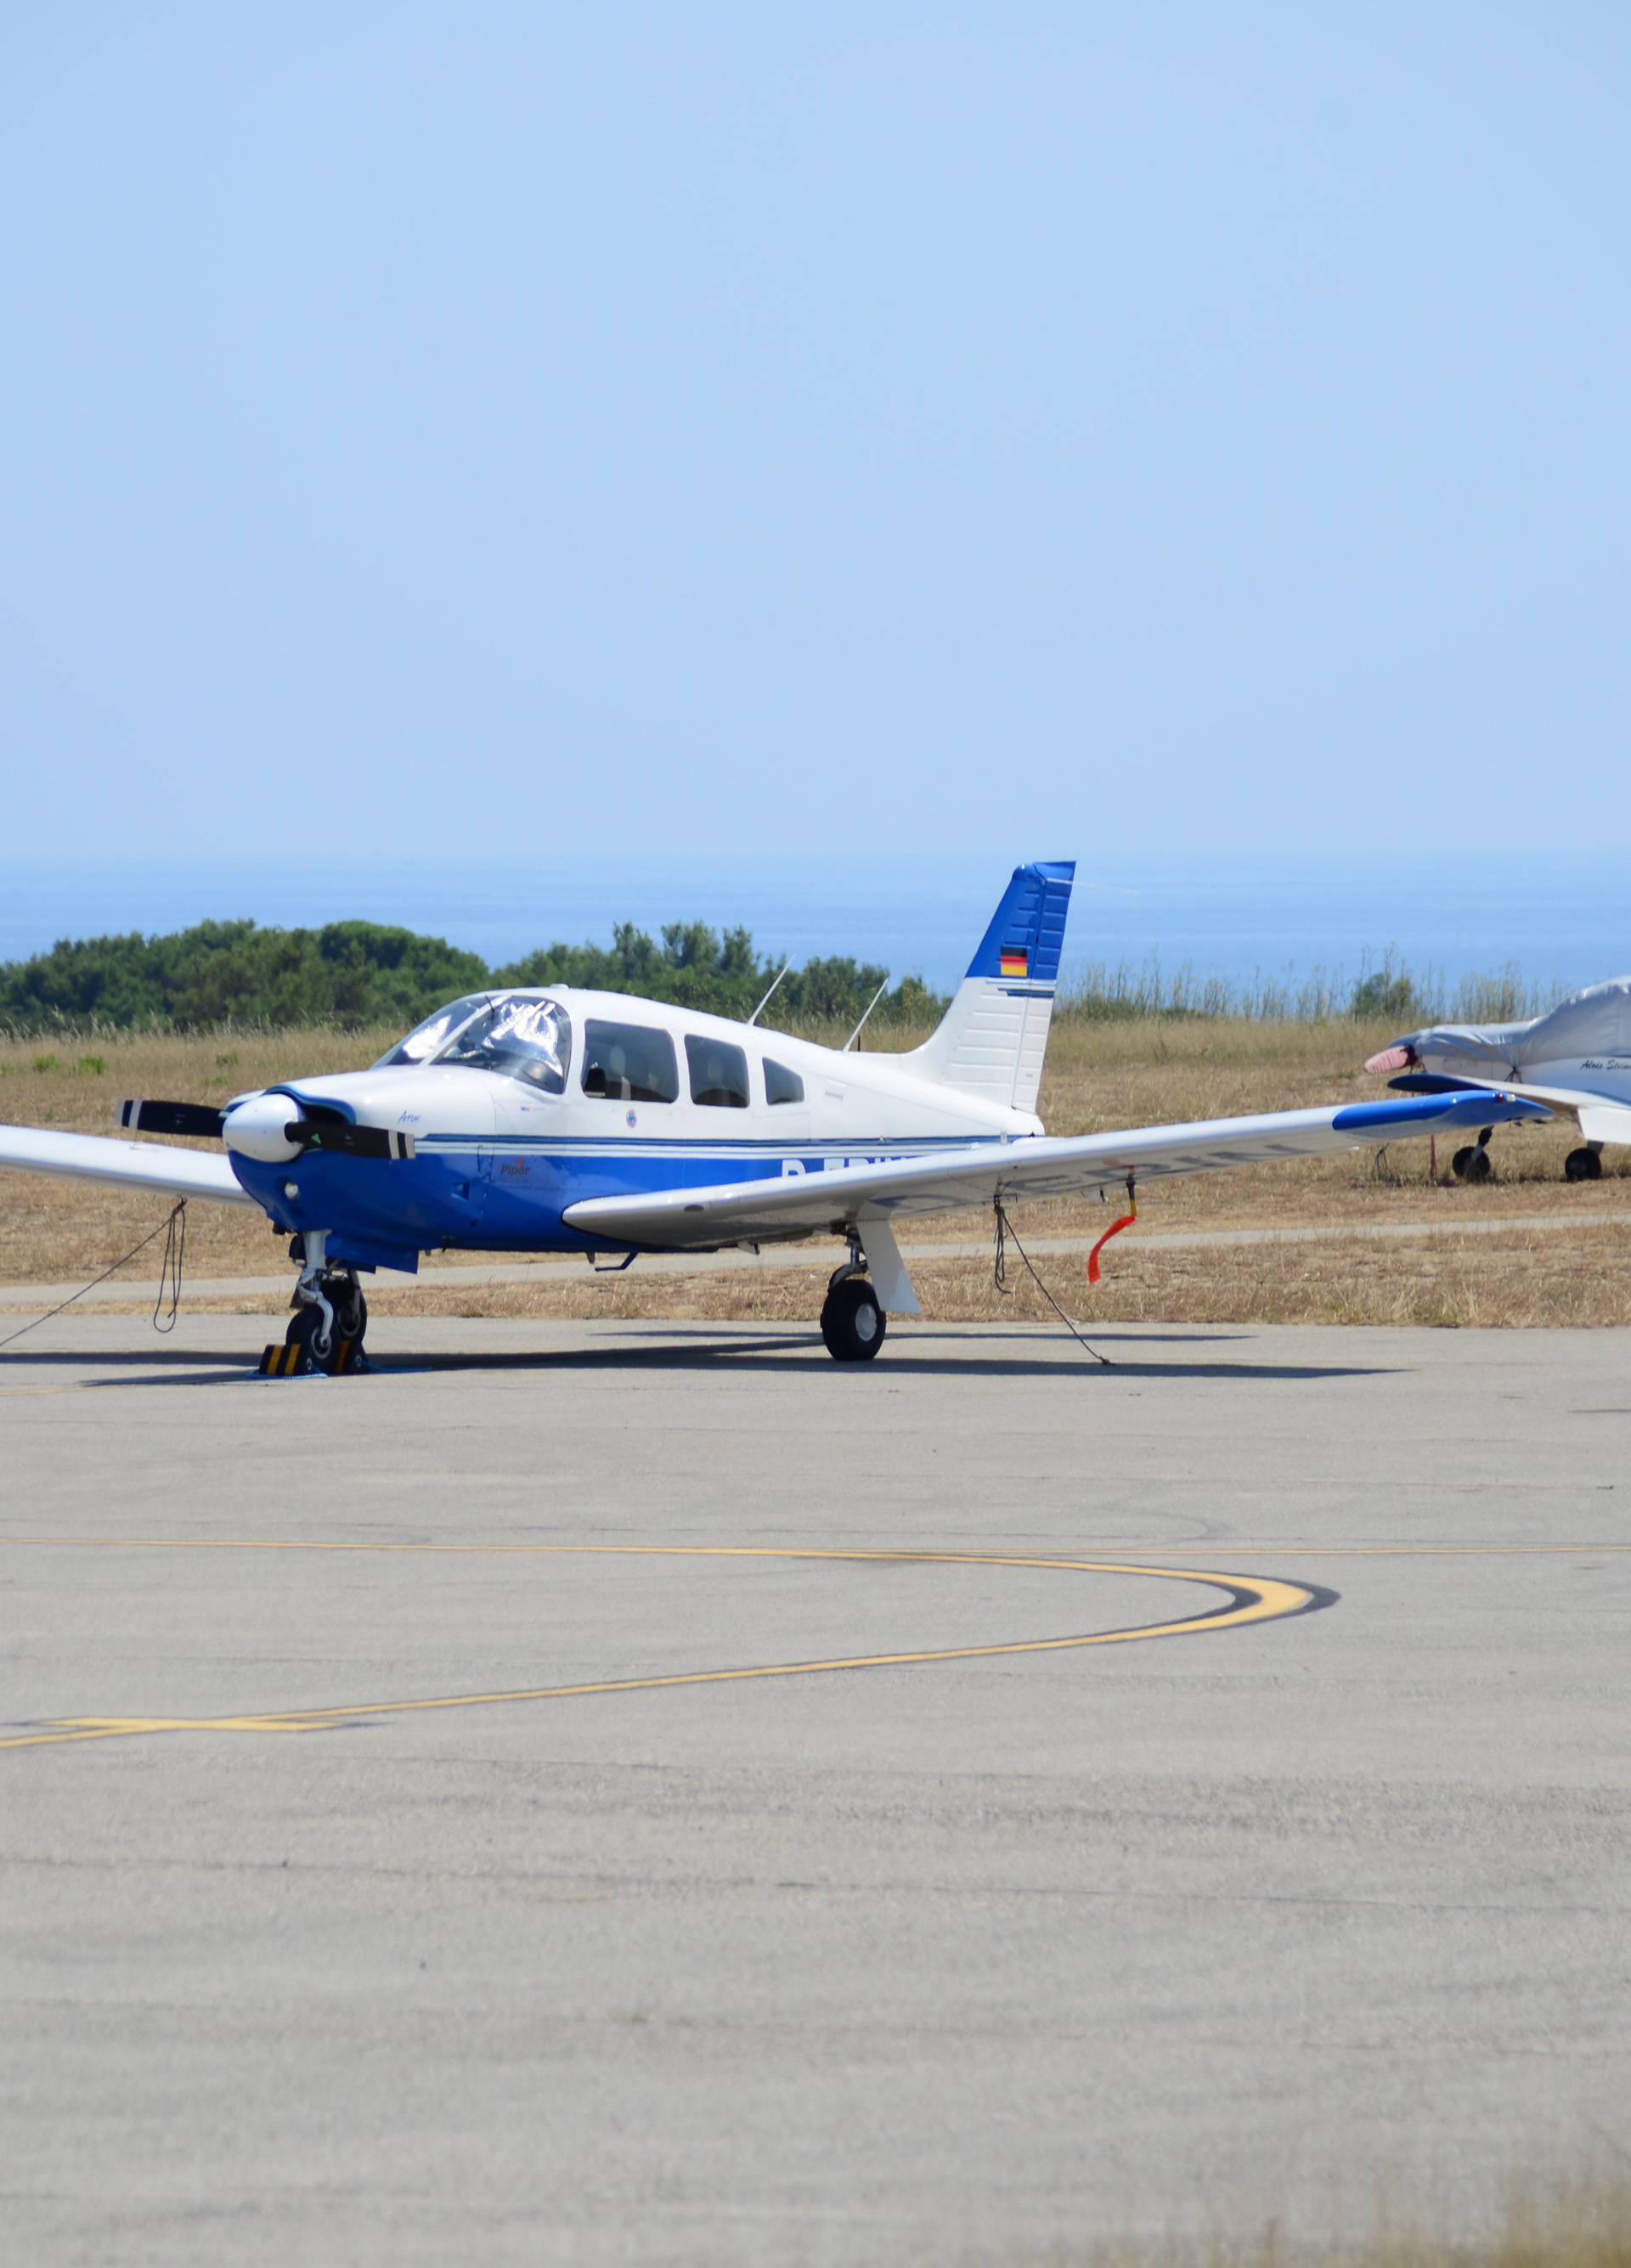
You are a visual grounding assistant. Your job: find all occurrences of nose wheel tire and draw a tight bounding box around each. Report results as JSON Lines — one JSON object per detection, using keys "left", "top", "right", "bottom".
{"left": 821, "top": 1278, "right": 887, "bottom": 1362}
{"left": 285, "top": 1304, "right": 339, "bottom": 1374}
{"left": 281, "top": 1284, "right": 368, "bottom": 1376}
{"left": 1565, "top": 1146, "right": 1604, "bottom": 1182}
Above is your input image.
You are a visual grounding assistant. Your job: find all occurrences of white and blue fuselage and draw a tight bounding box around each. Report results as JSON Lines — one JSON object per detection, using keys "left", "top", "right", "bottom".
{"left": 222, "top": 986, "right": 1042, "bottom": 1278}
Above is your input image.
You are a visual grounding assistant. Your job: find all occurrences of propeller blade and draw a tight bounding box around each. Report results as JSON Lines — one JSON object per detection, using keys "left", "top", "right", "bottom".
{"left": 118, "top": 1099, "right": 228, "bottom": 1139}
{"left": 284, "top": 1120, "right": 416, "bottom": 1161}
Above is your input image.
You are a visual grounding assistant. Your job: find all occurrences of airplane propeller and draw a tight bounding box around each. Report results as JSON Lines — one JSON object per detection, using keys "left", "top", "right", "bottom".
{"left": 118, "top": 1096, "right": 415, "bottom": 1160}
{"left": 283, "top": 1116, "right": 416, "bottom": 1161}
{"left": 118, "top": 1099, "right": 227, "bottom": 1138}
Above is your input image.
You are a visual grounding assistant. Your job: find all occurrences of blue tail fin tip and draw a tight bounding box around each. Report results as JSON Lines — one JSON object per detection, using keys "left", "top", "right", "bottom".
{"left": 966, "top": 860, "right": 1075, "bottom": 985}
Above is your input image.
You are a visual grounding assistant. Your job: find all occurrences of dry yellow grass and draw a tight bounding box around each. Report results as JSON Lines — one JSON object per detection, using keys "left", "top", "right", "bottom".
{"left": 0, "top": 1026, "right": 377, "bottom": 1283}
{"left": 1, "top": 1018, "right": 1625, "bottom": 1326}
{"left": 1021, "top": 2159, "right": 1631, "bottom": 2265}
{"left": 334, "top": 1225, "right": 1631, "bottom": 1334}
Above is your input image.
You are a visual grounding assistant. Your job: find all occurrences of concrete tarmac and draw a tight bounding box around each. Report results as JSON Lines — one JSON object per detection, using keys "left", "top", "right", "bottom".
{"left": 1, "top": 1313, "right": 1628, "bottom": 2263}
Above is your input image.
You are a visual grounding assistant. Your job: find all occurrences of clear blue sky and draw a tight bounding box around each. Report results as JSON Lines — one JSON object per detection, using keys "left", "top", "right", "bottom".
{"left": 3, "top": 3, "right": 1626, "bottom": 866}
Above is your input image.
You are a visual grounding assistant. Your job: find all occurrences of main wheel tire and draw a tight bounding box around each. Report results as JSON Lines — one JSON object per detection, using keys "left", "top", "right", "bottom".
{"left": 332, "top": 1284, "right": 369, "bottom": 1342}
{"left": 1465, "top": 1146, "right": 1493, "bottom": 1183}
{"left": 820, "top": 1278, "right": 887, "bottom": 1362}
{"left": 1565, "top": 1147, "right": 1604, "bottom": 1182}
{"left": 285, "top": 1302, "right": 339, "bottom": 1375}
{"left": 1451, "top": 1146, "right": 1475, "bottom": 1180}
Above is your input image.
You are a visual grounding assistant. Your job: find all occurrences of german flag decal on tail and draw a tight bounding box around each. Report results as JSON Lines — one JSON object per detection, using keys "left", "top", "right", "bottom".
{"left": 999, "top": 947, "right": 1030, "bottom": 978}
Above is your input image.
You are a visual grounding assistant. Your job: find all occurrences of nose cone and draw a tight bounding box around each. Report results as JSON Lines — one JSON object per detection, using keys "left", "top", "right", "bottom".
{"left": 1363, "top": 1045, "right": 1414, "bottom": 1075}
{"left": 223, "top": 1091, "right": 303, "bottom": 1164}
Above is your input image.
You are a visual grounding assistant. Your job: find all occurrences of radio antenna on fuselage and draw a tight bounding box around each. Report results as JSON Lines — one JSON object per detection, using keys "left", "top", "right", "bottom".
{"left": 747, "top": 962, "right": 791, "bottom": 1028}
{"left": 843, "top": 978, "right": 890, "bottom": 1052}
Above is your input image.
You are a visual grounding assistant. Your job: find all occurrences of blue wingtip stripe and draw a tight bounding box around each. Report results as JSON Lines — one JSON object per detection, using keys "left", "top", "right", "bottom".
{"left": 1332, "top": 1092, "right": 1549, "bottom": 1132}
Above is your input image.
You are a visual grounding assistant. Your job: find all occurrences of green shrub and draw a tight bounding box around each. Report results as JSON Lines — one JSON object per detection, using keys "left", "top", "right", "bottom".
{"left": 1350, "top": 969, "right": 1421, "bottom": 1023}
{"left": 0, "top": 918, "right": 945, "bottom": 1038}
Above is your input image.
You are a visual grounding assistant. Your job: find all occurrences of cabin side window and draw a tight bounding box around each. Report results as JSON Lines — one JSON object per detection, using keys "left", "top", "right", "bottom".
{"left": 764, "top": 1058, "right": 804, "bottom": 1106}
{"left": 580, "top": 1020, "right": 679, "bottom": 1104}
{"left": 686, "top": 1035, "right": 750, "bottom": 1109}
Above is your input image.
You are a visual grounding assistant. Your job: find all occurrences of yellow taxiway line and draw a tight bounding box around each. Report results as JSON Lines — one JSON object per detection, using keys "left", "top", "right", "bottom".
{"left": 0, "top": 1540, "right": 1318, "bottom": 1753}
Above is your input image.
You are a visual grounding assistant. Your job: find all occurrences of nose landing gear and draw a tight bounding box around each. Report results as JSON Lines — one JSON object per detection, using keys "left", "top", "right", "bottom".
{"left": 257, "top": 1231, "right": 370, "bottom": 1377}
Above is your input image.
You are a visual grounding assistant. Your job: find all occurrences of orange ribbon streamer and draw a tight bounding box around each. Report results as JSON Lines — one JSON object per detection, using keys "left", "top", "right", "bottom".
{"left": 1086, "top": 1188, "right": 1137, "bottom": 1284}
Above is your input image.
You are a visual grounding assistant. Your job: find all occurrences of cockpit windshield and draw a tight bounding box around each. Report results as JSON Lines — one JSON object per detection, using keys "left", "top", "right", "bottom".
{"left": 375, "top": 994, "right": 492, "bottom": 1067}
{"left": 435, "top": 993, "right": 573, "bottom": 1093}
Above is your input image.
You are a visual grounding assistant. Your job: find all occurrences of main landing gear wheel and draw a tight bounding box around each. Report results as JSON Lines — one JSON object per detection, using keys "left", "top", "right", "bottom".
{"left": 821, "top": 1277, "right": 887, "bottom": 1362}
{"left": 1451, "top": 1144, "right": 1493, "bottom": 1183}
{"left": 1565, "top": 1146, "right": 1604, "bottom": 1182}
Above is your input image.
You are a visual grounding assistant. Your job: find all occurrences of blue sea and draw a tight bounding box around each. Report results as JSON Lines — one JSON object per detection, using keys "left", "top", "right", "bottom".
{"left": 2, "top": 854, "right": 1626, "bottom": 1000}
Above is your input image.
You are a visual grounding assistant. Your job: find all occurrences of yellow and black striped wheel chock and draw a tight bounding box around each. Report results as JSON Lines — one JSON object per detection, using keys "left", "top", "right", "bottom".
{"left": 257, "top": 1338, "right": 365, "bottom": 1378}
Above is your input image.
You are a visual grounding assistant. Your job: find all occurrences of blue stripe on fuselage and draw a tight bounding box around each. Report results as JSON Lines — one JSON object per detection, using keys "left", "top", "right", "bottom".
{"left": 229, "top": 1136, "right": 1004, "bottom": 1262}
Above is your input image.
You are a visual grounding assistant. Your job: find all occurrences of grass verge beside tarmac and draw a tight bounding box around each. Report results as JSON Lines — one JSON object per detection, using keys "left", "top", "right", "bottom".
{"left": 1061, "top": 2165, "right": 1631, "bottom": 2265}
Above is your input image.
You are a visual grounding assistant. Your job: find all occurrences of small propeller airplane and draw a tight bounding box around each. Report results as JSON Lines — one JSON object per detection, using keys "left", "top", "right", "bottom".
{"left": 0, "top": 862, "right": 1549, "bottom": 1372}
{"left": 1364, "top": 976, "right": 1631, "bottom": 1183}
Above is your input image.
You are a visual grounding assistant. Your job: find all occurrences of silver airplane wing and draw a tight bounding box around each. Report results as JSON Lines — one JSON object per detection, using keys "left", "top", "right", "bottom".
{"left": 0, "top": 1125, "right": 255, "bottom": 1205}
{"left": 563, "top": 1090, "right": 1549, "bottom": 1250}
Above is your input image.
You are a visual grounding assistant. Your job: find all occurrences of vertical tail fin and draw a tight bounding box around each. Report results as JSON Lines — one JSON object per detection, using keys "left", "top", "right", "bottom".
{"left": 902, "top": 860, "right": 1075, "bottom": 1114}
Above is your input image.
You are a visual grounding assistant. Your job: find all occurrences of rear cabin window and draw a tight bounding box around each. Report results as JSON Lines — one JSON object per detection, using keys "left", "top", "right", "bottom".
{"left": 686, "top": 1035, "right": 750, "bottom": 1109}
{"left": 580, "top": 1020, "right": 679, "bottom": 1104}
{"left": 764, "top": 1058, "right": 804, "bottom": 1106}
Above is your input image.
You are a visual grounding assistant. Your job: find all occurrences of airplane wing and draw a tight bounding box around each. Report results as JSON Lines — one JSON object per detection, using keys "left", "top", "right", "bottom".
{"left": 563, "top": 1090, "right": 1549, "bottom": 1250}
{"left": 1389, "top": 1075, "right": 1631, "bottom": 1147}
{"left": 0, "top": 1125, "right": 257, "bottom": 1206}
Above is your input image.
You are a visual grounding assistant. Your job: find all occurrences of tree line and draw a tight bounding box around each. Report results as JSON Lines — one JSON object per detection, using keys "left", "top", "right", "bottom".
{"left": 0, "top": 917, "right": 948, "bottom": 1036}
